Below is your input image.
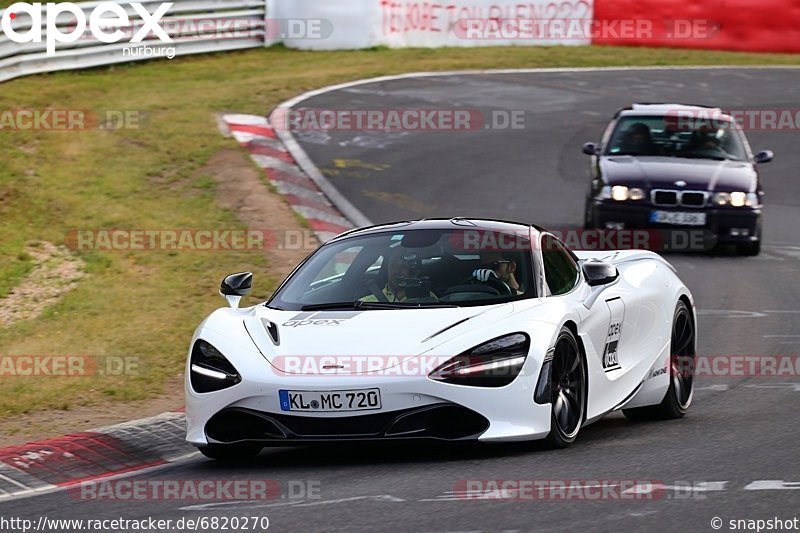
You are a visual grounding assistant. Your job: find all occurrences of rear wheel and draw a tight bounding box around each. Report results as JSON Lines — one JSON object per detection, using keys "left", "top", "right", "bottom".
{"left": 544, "top": 327, "right": 586, "bottom": 448}
{"left": 197, "top": 443, "right": 263, "bottom": 462}
{"left": 623, "top": 300, "right": 695, "bottom": 420}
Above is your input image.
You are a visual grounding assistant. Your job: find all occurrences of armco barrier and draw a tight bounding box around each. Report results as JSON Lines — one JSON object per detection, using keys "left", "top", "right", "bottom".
{"left": 0, "top": 0, "right": 268, "bottom": 83}
{"left": 592, "top": 0, "right": 800, "bottom": 54}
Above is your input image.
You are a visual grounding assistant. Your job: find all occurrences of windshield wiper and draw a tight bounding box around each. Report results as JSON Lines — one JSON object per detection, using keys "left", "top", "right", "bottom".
{"left": 354, "top": 301, "right": 459, "bottom": 310}
{"left": 300, "top": 302, "right": 361, "bottom": 311}
{"left": 300, "top": 300, "right": 459, "bottom": 311}
{"left": 668, "top": 153, "right": 731, "bottom": 161}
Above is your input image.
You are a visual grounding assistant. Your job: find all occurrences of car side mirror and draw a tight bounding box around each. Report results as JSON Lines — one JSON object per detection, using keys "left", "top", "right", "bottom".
{"left": 220, "top": 272, "right": 252, "bottom": 309}
{"left": 582, "top": 261, "right": 619, "bottom": 287}
{"left": 582, "top": 142, "right": 598, "bottom": 156}
{"left": 754, "top": 150, "right": 773, "bottom": 164}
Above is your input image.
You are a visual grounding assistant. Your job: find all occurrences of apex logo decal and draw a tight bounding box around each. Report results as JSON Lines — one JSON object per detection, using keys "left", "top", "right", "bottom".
{"left": 1, "top": 2, "right": 173, "bottom": 55}
{"left": 602, "top": 298, "right": 626, "bottom": 372}
{"left": 651, "top": 365, "right": 668, "bottom": 378}
{"left": 282, "top": 311, "right": 361, "bottom": 328}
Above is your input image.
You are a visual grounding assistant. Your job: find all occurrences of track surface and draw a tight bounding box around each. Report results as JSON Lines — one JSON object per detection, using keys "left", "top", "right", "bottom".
{"left": 4, "top": 68, "right": 800, "bottom": 532}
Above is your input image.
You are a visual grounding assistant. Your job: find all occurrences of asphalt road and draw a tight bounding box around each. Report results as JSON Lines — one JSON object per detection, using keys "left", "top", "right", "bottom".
{"left": 3, "top": 68, "right": 799, "bottom": 532}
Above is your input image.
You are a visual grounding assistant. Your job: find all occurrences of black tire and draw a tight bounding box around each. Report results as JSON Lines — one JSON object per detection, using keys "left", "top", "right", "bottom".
{"left": 737, "top": 241, "right": 761, "bottom": 256}
{"left": 583, "top": 200, "right": 594, "bottom": 229}
{"left": 623, "top": 300, "right": 695, "bottom": 421}
{"left": 197, "top": 443, "right": 263, "bottom": 462}
{"left": 544, "top": 326, "right": 587, "bottom": 448}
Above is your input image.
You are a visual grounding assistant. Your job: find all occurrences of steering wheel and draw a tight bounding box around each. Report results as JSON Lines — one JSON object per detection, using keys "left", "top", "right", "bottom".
{"left": 461, "top": 273, "right": 513, "bottom": 297}
{"left": 483, "top": 276, "right": 513, "bottom": 297}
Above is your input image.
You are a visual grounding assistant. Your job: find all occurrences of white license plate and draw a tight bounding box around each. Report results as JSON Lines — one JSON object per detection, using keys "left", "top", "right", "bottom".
{"left": 279, "top": 388, "right": 381, "bottom": 412}
{"left": 650, "top": 210, "right": 707, "bottom": 226}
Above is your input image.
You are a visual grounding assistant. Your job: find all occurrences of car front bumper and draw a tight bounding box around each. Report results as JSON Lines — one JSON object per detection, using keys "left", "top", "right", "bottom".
{"left": 185, "top": 368, "right": 552, "bottom": 447}
{"left": 590, "top": 200, "right": 762, "bottom": 246}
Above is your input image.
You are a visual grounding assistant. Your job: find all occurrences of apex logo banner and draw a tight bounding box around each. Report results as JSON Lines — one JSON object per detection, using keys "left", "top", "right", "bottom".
{"left": 1, "top": 2, "right": 174, "bottom": 55}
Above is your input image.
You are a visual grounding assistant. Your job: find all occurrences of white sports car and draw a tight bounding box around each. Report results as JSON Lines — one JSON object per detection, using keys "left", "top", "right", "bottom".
{"left": 186, "top": 219, "right": 696, "bottom": 460}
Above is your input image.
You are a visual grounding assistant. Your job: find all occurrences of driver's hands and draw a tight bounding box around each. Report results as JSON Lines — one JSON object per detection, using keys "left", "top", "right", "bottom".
{"left": 473, "top": 269, "right": 498, "bottom": 282}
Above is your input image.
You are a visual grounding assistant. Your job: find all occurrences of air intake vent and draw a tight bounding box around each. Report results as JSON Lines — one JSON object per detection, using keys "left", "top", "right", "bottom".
{"left": 653, "top": 190, "right": 678, "bottom": 206}
{"left": 262, "top": 318, "right": 279, "bottom": 345}
{"left": 652, "top": 190, "right": 708, "bottom": 208}
{"left": 681, "top": 192, "right": 707, "bottom": 207}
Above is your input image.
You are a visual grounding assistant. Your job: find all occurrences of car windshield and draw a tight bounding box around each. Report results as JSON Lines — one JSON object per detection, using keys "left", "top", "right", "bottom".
{"left": 268, "top": 229, "right": 536, "bottom": 310}
{"left": 605, "top": 115, "right": 749, "bottom": 161}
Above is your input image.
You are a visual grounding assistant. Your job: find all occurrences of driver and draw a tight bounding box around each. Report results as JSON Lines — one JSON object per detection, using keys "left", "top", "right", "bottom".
{"left": 620, "top": 122, "right": 657, "bottom": 155}
{"left": 361, "top": 249, "right": 437, "bottom": 302}
{"left": 472, "top": 251, "right": 523, "bottom": 295}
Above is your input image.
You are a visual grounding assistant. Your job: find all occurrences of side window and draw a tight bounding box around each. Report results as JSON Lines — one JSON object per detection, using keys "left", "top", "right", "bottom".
{"left": 541, "top": 235, "right": 579, "bottom": 296}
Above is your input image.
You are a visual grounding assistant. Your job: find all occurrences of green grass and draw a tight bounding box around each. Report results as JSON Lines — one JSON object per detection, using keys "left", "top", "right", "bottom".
{"left": 0, "top": 44, "right": 799, "bottom": 418}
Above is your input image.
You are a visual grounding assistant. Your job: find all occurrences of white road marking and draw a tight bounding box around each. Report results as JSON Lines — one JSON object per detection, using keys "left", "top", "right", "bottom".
{"left": 694, "top": 384, "right": 730, "bottom": 391}
{"left": 180, "top": 494, "right": 405, "bottom": 511}
{"left": 697, "top": 310, "right": 768, "bottom": 318}
{"left": 0, "top": 473, "right": 32, "bottom": 491}
{"left": 698, "top": 309, "right": 800, "bottom": 319}
{"left": 744, "top": 383, "right": 800, "bottom": 391}
{"left": 744, "top": 480, "right": 800, "bottom": 490}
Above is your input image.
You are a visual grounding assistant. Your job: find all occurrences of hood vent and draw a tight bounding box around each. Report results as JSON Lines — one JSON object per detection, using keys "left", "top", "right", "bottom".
{"left": 262, "top": 318, "right": 280, "bottom": 346}
{"left": 421, "top": 317, "right": 473, "bottom": 343}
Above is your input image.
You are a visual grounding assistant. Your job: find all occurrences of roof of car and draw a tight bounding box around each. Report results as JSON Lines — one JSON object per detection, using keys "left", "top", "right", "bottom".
{"left": 328, "top": 218, "right": 545, "bottom": 243}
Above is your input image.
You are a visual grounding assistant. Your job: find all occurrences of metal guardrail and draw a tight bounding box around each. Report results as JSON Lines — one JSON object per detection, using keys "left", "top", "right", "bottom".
{"left": 0, "top": 0, "right": 268, "bottom": 83}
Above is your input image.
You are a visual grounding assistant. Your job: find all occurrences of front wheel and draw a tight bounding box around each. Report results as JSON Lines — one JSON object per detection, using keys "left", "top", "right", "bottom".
{"left": 623, "top": 300, "right": 695, "bottom": 421}
{"left": 583, "top": 200, "right": 595, "bottom": 229}
{"left": 544, "top": 327, "right": 586, "bottom": 448}
{"left": 737, "top": 241, "right": 761, "bottom": 256}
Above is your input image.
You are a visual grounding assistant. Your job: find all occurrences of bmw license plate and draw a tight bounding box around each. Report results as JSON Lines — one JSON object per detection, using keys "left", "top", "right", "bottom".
{"left": 279, "top": 388, "right": 381, "bottom": 412}
{"left": 650, "top": 210, "right": 707, "bottom": 226}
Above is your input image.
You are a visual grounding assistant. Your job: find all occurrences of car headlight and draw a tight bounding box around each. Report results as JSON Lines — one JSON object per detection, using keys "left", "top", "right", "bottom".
{"left": 190, "top": 340, "right": 242, "bottom": 393}
{"left": 601, "top": 186, "right": 645, "bottom": 201}
{"left": 712, "top": 192, "right": 758, "bottom": 207}
{"left": 429, "top": 333, "right": 530, "bottom": 387}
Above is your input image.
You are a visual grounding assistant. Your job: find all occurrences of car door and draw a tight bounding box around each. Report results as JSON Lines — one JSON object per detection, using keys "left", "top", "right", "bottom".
{"left": 540, "top": 234, "right": 638, "bottom": 416}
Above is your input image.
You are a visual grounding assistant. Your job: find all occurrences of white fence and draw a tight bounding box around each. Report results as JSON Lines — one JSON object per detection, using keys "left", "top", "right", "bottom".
{"left": 268, "top": 0, "right": 594, "bottom": 50}
{"left": 0, "top": 0, "right": 268, "bottom": 83}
